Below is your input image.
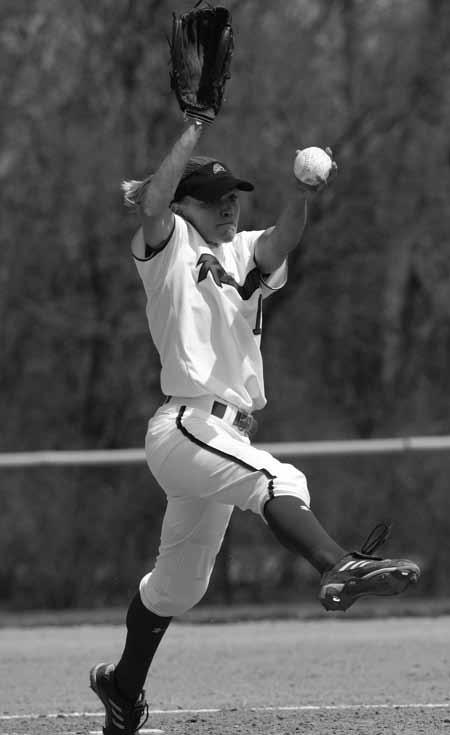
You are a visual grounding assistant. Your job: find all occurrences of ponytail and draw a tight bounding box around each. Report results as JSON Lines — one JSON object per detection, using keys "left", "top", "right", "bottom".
{"left": 121, "top": 175, "right": 153, "bottom": 208}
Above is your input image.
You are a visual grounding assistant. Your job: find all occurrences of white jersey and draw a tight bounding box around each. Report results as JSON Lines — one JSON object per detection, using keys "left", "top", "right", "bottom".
{"left": 132, "top": 214, "right": 287, "bottom": 412}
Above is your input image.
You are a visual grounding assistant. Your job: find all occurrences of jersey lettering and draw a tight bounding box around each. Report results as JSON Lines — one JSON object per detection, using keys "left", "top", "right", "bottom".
{"left": 196, "top": 254, "right": 260, "bottom": 301}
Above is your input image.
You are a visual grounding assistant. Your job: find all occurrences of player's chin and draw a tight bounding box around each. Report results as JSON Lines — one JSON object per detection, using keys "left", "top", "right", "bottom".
{"left": 216, "top": 224, "right": 237, "bottom": 242}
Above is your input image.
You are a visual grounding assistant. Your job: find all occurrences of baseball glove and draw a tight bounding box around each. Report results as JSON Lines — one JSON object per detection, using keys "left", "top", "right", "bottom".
{"left": 169, "top": 2, "right": 234, "bottom": 124}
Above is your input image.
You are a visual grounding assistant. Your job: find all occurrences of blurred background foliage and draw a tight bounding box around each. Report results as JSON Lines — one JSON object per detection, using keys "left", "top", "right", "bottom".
{"left": 1, "top": 0, "right": 449, "bottom": 608}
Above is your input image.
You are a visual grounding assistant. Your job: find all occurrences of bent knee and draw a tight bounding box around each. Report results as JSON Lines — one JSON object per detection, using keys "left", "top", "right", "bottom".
{"left": 257, "top": 466, "right": 310, "bottom": 517}
{"left": 276, "top": 464, "right": 309, "bottom": 499}
{"left": 139, "top": 540, "right": 218, "bottom": 617}
{"left": 140, "top": 571, "right": 209, "bottom": 617}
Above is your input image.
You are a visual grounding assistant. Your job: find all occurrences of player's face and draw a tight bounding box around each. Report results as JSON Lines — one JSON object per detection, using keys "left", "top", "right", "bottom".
{"left": 179, "top": 190, "right": 241, "bottom": 245}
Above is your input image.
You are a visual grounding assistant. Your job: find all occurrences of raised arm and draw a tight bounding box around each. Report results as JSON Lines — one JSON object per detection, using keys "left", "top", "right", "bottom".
{"left": 255, "top": 148, "right": 337, "bottom": 274}
{"left": 125, "top": 1, "right": 235, "bottom": 258}
{"left": 125, "top": 120, "right": 205, "bottom": 258}
{"left": 254, "top": 190, "right": 310, "bottom": 274}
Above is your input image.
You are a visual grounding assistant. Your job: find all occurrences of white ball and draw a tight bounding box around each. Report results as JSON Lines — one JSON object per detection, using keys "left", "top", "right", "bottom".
{"left": 293, "top": 147, "right": 332, "bottom": 186}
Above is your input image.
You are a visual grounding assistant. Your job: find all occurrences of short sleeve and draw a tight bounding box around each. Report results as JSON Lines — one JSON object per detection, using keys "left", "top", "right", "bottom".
{"left": 132, "top": 214, "right": 187, "bottom": 293}
{"left": 234, "top": 230, "right": 288, "bottom": 298}
{"left": 259, "top": 260, "right": 288, "bottom": 297}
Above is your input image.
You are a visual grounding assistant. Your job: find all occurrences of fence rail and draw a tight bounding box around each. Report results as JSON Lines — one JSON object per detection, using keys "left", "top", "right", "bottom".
{"left": 1, "top": 435, "right": 450, "bottom": 468}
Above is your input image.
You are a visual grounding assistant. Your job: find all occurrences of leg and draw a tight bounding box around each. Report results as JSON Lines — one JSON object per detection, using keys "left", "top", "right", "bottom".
{"left": 113, "top": 592, "right": 172, "bottom": 703}
{"left": 157, "top": 406, "right": 345, "bottom": 574}
{"left": 116, "top": 498, "right": 232, "bottom": 700}
{"left": 162, "top": 407, "right": 420, "bottom": 612}
{"left": 263, "top": 495, "right": 345, "bottom": 573}
{"left": 90, "top": 497, "right": 232, "bottom": 732}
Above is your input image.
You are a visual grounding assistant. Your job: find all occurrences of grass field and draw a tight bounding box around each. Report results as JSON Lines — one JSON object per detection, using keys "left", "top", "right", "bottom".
{"left": 1, "top": 602, "right": 449, "bottom": 734}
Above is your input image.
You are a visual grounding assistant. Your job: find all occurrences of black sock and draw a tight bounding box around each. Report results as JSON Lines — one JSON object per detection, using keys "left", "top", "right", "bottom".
{"left": 114, "top": 592, "right": 172, "bottom": 702}
{"left": 264, "top": 495, "right": 346, "bottom": 574}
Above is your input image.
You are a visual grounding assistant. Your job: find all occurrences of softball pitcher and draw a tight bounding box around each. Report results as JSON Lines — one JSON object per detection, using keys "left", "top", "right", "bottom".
{"left": 89, "top": 7, "right": 420, "bottom": 734}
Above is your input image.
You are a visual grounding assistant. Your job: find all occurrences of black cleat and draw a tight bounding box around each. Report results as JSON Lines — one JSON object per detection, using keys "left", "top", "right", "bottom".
{"left": 319, "top": 523, "right": 421, "bottom": 612}
{"left": 89, "top": 662, "right": 149, "bottom": 734}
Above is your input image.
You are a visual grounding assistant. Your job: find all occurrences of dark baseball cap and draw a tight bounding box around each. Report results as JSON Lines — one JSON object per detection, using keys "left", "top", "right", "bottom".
{"left": 173, "top": 156, "right": 254, "bottom": 202}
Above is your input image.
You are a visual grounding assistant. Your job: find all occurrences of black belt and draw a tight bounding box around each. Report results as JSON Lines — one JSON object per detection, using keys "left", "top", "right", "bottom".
{"left": 211, "top": 400, "right": 253, "bottom": 433}
{"left": 211, "top": 400, "right": 257, "bottom": 436}
{"left": 164, "top": 397, "right": 257, "bottom": 436}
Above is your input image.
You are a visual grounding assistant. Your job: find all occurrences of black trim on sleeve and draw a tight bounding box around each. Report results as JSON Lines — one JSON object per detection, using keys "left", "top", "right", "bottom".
{"left": 175, "top": 405, "right": 275, "bottom": 496}
{"left": 260, "top": 272, "right": 284, "bottom": 291}
{"left": 252, "top": 252, "right": 287, "bottom": 291}
{"left": 252, "top": 252, "right": 271, "bottom": 280}
{"left": 133, "top": 220, "right": 176, "bottom": 262}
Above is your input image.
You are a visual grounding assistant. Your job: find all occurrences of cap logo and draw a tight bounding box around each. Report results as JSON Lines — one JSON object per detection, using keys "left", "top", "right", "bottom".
{"left": 213, "top": 163, "right": 226, "bottom": 174}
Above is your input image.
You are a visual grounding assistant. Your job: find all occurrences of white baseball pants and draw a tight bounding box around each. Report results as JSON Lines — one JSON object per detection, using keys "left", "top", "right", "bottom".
{"left": 139, "top": 398, "right": 310, "bottom": 617}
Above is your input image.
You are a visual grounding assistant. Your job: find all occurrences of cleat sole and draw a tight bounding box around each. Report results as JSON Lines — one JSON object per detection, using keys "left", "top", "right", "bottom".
{"left": 319, "top": 564, "right": 421, "bottom": 612}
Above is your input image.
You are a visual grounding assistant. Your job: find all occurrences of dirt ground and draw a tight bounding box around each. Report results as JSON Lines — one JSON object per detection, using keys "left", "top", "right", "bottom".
{"left": 1, "top": 616, "right": 449, "bottom": 734}
{"left": 2, "top": 707, "right": 449, "bottom": 735}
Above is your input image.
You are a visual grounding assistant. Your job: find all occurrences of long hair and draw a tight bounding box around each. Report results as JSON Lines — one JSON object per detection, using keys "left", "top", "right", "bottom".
{"left": 121, "top": 175, "right": 153, "bottom": 208}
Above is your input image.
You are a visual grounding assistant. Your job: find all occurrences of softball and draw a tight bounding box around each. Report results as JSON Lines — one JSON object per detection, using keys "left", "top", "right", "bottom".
{"left": 293, "top": 147, "right": 333, "bottom": 186}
